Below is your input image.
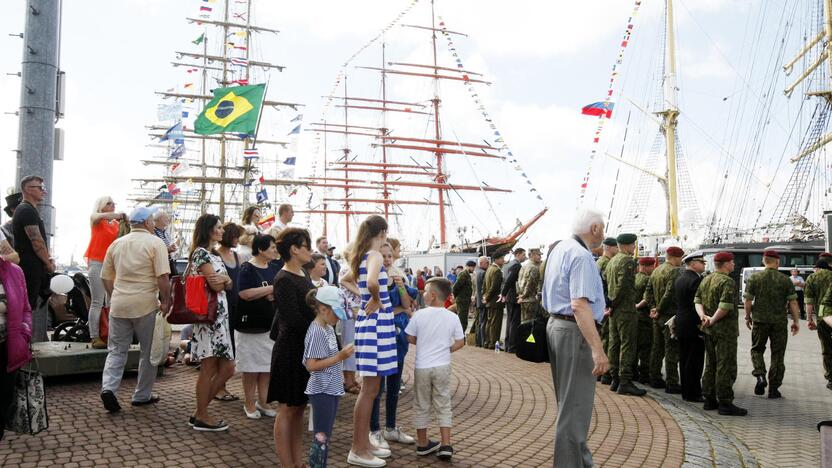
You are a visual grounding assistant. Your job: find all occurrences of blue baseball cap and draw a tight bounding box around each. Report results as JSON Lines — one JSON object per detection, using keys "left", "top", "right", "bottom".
{"left": 315, "top": 286, "right": 347, "bottom": 321}
{"left": 129, "top": 206, "right": 158, "bottom": 224}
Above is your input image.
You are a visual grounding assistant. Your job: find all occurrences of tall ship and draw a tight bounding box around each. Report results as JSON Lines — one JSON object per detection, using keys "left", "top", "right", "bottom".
{"left": 130, "top": 0, "right": 305, "bottom": 250}
{"left": 300, "top": 0, "right": 548, "bottom": 257}
{"left": 579, "top": 0, "right": 830, "bottom": 268}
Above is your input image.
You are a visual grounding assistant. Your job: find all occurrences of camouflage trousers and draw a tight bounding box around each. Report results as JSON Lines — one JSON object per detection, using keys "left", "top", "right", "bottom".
{"left": 750, "top": 321, "right": 788, "bottom": 389}
{"left": 608, "top": 309, "right": 638, "bottom": 383}
{"left": 634, "top": 313, "right": 652, "bottom": 380}
{"left": 702, "top": 334, "right": 738, "bottom": 405}
{"left": 650, "top": 315, "right": 680, "bottom": 385}
{"left": 520, "top": 301, "right": 543, "bottom": 323}
{"left": 818, "top": 320, "right": 832, "bottom": 384}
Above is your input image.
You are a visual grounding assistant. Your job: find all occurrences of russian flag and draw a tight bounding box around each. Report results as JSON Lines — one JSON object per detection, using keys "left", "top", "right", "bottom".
{"left": 581, "top": 101, "right": 614, "bottom": 118}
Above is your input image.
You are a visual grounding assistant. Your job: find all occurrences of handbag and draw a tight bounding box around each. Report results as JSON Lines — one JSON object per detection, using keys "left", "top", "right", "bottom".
{"left": 6, "top": 365, "right": 49, "bottom": 435}
{"left": 99, "top": 306, "right": 110, "bottom": 343}
{"left": 150, "top": 311, "right": 172, "bottom": 366}
{"left": 516, "top": 317, "right": 550, "bottom": 363}
{"left": 166, "top": 261, "right": 218, "bottom": 325}
{"left": 234, "top": 262, "right": 275, "bottom": 333}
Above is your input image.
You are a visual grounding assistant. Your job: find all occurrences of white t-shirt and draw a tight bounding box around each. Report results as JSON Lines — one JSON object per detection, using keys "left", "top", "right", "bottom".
{"left": 405, "top": 306, "right": 464, "bottom": 369}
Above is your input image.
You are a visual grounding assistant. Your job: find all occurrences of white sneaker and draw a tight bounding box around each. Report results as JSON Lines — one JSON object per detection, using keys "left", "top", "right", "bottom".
{"left": 347, "top": 450, "right": 386, "bottom": 467}
{"left": 371, "top": 447, "right": 392, "bottom": 459}
{"left": 383, "top": 427, "right": 415, "bottom": 444}
{"left": 243, "top": 405, "right": 261, "bottom": 419}
{"left": 370, "top": 430, "right": 390, "bottom": 450}
{"left": 256, "top": 401, "right": 276, "bottom": 417}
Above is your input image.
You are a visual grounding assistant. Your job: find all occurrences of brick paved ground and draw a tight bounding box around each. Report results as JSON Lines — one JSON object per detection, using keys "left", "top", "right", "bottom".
{"left": 0, "top": 344, "right": 684, "bottom": 467}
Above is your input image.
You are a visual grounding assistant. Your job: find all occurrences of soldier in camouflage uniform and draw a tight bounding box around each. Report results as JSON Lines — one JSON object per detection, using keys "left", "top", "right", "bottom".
{"left": 806, "top": 258, "right": 832, "bottom": 390}
{"left": 483, "top": 255, "right": 505, "bottom": 349}
{"left": 633, "top": 257, "right": 657, "bottom": 383}
{"left": 742, "top": 250, "right": 800, "bottom": 399}
{"left": 695, "top": 251, "right": 747, "bottom": 416}
{"left": 605, "top": 233, "right": 646, "bottom": 396}
{"left": 453, "top": 260, "right": 476, "bottom": 333}
{"left": 518, "top": 248, "right": 544, "bottom": 322}
{"left": 644, "top": 246, "right": 685, "bottom": 393}
{"left": 597, "top": 237, "right": 618, "bottom": 385}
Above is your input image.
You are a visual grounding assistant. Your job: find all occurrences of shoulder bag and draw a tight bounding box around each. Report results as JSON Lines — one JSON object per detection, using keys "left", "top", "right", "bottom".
{"left": 167, "top": 260, "right": 218, "bottom": 325}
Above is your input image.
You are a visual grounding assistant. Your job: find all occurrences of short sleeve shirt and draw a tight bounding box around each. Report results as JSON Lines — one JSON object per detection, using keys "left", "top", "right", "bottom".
{"left": 743, "top": 269, "right": 797, "bottom": 323}
{"left": 303, "top": 321, "right": 344, "bottom": 396}
{"left": 695, "top": 271, "right": 737, "bottom": 337}
{"left": 404, "top": 306, "right": 464, "bottom": 369}
{"left": 12, "top": 202, "right": 46, "bottom": 260}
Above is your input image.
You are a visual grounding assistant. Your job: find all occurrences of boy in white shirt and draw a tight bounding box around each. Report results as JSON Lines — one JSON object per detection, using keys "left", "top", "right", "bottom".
{"left": 405, "top": 277, "right": 465, "bottom": 461}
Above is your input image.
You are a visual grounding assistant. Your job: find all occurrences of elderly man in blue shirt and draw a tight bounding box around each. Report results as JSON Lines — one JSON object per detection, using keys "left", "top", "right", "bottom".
{"left": 542, "top": 208, "right": 609, "bottom": 468}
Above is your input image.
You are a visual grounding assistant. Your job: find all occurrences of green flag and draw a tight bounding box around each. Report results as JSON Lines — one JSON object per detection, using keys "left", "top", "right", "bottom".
{"left": 192, "top": 33, "right": 205, "bottom": 45}
{"left": 194, "top": 84, "right": 265, "bottom": 135}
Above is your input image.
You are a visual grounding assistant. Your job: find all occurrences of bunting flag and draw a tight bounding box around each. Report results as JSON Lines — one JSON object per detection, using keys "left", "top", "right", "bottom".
{"left": 171, "top": 161, "right": 189, "bottom": 176}
{"left": 170, "top": 144, "right": 186, "bottom": 159}
{"left": 192, "top": 33, "right": 205, "bottom": 45}
{"left": 231, "top": 78, "right": 249, "bottom": 86}
{"left": 257, "top": 213, "right": 275, "bottom": 228}
{"left": 160, "top": 122, "right": 184, "bottom": 142}
{"left": 291, "top": 114, "right": 303, "bottom": 122}
{"left": 231, "top": 57, "right": 248, "bottom": 67}
{"left": 184, "top": 83, "right": 194, "bottom": 89}
{"left": 287, "top": 124, "right": 301, "bottom": 135}
{"left": 167, "top": 183, "right": 181, "bottom": 196}
{"left": 186, "top": 68, "right": 199, "bottom": 73}
{"left": 256, "top": 188, "right": 268, "bottom": 203}
{"left": 283, "top": 156, "right": 296, "bottom": 165}
{"left": 243, "top": 148, "right": 259, "bottom": 159}
{"left": 577, "top": 0, "right": 642, "bottom": 204}
{"left": 181, "top": 111, "right": 189, "bottom": 118}
{"left": 259, "top": 175, "right": 266, "bottom": 184}
{"left": 437, "top": 17, "right": 545, "bottom": 205}
{"left": 581, "top": 101, "right": 614, "bottom": 118}
{"left": 199, "top": 6, "right": 212, "bottom": 12}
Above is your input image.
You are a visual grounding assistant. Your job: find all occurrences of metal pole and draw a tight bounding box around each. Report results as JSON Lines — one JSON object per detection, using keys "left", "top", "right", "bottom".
{"left": 663, "top": 0, "right": 680, "bottom": 237}
{"left": 16, "top": 0, "right": 62, "bottom": 243}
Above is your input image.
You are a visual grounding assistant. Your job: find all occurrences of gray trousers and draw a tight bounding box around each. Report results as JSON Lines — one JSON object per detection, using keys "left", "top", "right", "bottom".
{"left": 547, "top": 317, "right": 595, "bottom": 468}
{"left": 87, "top": 261, "right": 106, "bottom": 339}
{"left": 101, "top": 311, "right": 157, "bottom": 402}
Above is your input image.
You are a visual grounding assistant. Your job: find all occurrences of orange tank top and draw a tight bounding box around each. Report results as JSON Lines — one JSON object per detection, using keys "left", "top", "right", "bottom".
{"left": 85, "top": 219, "right": 120, "bottom": 262}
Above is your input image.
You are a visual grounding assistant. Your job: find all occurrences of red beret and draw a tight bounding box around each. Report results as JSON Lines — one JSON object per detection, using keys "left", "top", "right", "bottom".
{"left": 713, "top": 251, "right": 734, "bottom": 262}
{"left": 638, "top": 257, "right": 656, "bottom": 266}
{"left": 763, "top": 250, "right": 780, "bottom": 259}
{"left": 821, "top": 252, "right": 832, "bottom": 258}
{"left": 666, "top": 246, "right": 684, "bottom": 257}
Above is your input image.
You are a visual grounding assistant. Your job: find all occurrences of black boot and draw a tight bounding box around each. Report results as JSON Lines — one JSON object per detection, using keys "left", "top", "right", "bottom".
{"left": 665, "top": 383, "right": 682, "bottom": 394}
{"left": 609, "top": 378, "right": 620, "bottom": 392}
{"left": 768, "top": 387, "right": 782, "bottom": 399}
{"left": 617, "top": 382, "right": 647, "bottom": 396}
{"left": 650, "top": 379, "right": 666, "bottom": 389}
{"left": 754, "top": 375, "right": 766, "bottom": 396}
{"left": 718, "top": 403, "right": 748, "bottom": 416}
{"left": 600, "top": 374, "right": 612, "bottom": 385}
{"left": 703, "top": 398, "right": 718, "bottom": 411}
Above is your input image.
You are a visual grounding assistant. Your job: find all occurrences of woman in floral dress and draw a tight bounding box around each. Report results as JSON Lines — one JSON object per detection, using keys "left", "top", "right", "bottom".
{"left": 189, "top": 214, "right": 236, "bottom": 432}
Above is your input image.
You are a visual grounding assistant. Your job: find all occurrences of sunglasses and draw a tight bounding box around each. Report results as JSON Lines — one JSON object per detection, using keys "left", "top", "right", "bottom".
{"left": 28, "top": 185, "right": 47, "bottom": 192}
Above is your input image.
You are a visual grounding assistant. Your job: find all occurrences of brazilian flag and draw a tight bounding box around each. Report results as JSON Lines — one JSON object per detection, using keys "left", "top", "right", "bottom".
{"left": 194, "top": 84, "right": 265, "bottom": 135}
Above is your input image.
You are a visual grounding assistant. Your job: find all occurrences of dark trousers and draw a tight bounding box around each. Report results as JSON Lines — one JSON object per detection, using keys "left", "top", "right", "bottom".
{"left": 818, "top": 320, "right": 832, "bottom": 384}
{"left": 456, "top": 301, "right": 470, "bottom": 335}
{"left": 20, "top": 257, "right": 45, "bottom": 310}
{"left": 476, "top": 306, "right": 488, "bottom": 347}
{"left": 796, "top": 290, "right": 805, "bottom": 319}
{"left": 678, "top": 335, "right": 705, "bottom": 400}
{"left": 0, "top": 343, "right": 16, "bottom": 441}
{"left": 370, "top": 369, "right": 402, "bottom": 431}
{"left": 308, "top": 393, "right": 340, "bottom": 468}
{"left": 505, "top": 302, "right": 520, "bottom": 352}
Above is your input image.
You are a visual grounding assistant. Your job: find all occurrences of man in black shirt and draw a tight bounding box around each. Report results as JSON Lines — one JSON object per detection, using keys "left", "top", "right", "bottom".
{"left": 501, "top": 247, "right": 526, "bottom": 353}
{"left": 674, "top": 251, "right": 707, "bottom": 402}
{"left": 12, "top": 175, "right": 54, "bottom": 311}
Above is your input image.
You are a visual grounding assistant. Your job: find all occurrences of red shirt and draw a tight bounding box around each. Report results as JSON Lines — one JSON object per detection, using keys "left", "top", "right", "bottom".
{"left": 85, "top": 219, "right": 119, "bottom": 262}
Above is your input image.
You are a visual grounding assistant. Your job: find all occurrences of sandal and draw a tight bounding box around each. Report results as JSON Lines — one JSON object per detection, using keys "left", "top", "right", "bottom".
{"left": 214, "top": 393, "right": 239, "bottom": 401}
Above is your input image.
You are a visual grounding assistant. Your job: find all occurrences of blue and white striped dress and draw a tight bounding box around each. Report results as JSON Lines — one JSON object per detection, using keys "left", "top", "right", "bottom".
{"left": 355, "top": 253, "right": 398, "bottom": 377}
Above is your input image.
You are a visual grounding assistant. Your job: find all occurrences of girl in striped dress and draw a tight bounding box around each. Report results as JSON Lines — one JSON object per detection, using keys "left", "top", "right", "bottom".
{"left": 345, "top": 215, "right": 395, "bottom": 467}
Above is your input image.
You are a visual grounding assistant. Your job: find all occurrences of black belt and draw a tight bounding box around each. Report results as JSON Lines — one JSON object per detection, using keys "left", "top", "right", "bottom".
{"left": 551, "top": 314, "right": 576, "bottom": 323}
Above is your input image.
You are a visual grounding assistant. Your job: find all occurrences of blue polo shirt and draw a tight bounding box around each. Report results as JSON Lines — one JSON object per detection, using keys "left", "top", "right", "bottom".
{"left": 541, "top": 237, "right": 606, "bottom": 323}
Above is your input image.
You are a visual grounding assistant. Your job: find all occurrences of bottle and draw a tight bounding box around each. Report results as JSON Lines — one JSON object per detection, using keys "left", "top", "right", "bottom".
{"left": 495, "top": 341, "right": 501, "bottom": 353}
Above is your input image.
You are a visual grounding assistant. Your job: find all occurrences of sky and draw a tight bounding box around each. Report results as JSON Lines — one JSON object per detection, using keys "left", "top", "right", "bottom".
{"left": 0, "top": 0, "right": 824, "bottom": 262}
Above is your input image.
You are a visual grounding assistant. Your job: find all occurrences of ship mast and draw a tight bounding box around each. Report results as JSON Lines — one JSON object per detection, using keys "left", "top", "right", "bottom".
{"left": 430, "top": 0, "right": 447, "bottom": 248}
{"left": 658, "top": 0, "right": 680, "bottom": 237}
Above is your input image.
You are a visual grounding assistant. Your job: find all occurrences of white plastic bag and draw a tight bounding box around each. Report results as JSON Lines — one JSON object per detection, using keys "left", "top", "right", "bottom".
{"left": 150, "top": 311, "right": 172, "bottom": 366}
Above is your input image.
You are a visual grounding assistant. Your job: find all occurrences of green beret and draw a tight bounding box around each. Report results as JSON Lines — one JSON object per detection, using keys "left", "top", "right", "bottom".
{"left": 616, "top": 233, "right": 637, "bottom": 245}
{"left": 603, "top": 237, "right": 618, "bottom": 247}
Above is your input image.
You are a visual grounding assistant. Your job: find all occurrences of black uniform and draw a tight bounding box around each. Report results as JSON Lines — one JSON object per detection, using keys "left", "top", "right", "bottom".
{"left": 502, "top": 260, "right": 522, "bottom": 353}
{"left": 674, "top": 268, "right": 705, "bottom": 401}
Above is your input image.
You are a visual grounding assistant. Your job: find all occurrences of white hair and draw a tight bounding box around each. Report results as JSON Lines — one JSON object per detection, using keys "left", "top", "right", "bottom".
{"left": 571, "top": 209, "right": 605, "bottom": 235}
{"left": 153, "top": 209, "right": 170, "bottom": 221}
{"left": 92, "top": 196, "right": 113, "bottom": 214}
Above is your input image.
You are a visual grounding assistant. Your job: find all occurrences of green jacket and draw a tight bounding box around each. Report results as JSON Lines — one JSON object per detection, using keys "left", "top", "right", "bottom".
{"left": 596, "top": 255, "right": 612, "bottom": 276}
{"left": 483, "top": 263, "right": 503, "bottom": 306}
{"left": 605, "top": 252, "right": 636, "bottom": 312}
{"left": 695, "top": 271, "right": 737, "bottom": 338}
{"left": 743, "top": 268, "right": 797, "bottom": 323}
{"left": 452, "top": 269, "right": 473, "bottom": 305}
{"left": 517, "top": 261, "right": 542, "bottom": 303}
{"left": 807, "top": 269, "right": 832, "bottom": 318}
{"left": 635, "top": 272, "right": 650, "bottom": 312}
{"left": 645, "top": 262, "right": 681, "bottom": 317}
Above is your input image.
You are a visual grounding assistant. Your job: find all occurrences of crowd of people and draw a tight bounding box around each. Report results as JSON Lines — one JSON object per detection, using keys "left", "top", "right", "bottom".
{"left": 3, "top": 174, "right": 832, "bottom": 467}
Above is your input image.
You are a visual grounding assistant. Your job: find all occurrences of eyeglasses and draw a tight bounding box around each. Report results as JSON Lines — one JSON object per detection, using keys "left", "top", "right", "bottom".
{"left": 28, "top": 185, "right": 47, "bottom": 192}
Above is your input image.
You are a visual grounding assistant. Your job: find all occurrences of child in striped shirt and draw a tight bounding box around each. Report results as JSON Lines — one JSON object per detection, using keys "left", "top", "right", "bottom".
{"left": 303, "top": 286, "right": 355, "bottom": 468}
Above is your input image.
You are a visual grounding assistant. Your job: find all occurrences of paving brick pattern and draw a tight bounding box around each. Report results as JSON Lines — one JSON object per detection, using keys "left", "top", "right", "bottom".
{"left": 0, "top": 345, "right": 683, "bottom": 467}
